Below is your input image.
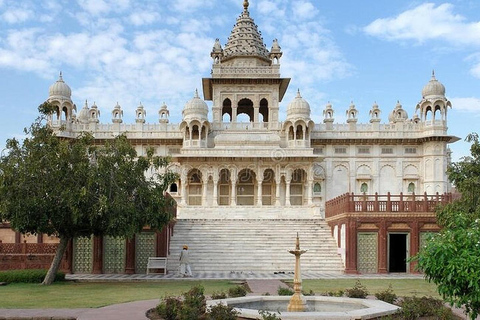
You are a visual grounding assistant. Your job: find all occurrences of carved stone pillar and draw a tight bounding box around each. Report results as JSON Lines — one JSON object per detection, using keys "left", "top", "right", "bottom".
{"left": 275, "top": 179, "right": 281, "bottom": 206}
{"left": 125, "top": 236, "right": 136, "bottom": 274}
{"left": 257, "top": 178, "right": 263, "bottom": 206}
{"left": 306, "top": 180, "right": 313, "bottom": 205}
{"left": 231, "top": 178, "right": 237, "bottom": 206}
{"left": 285, "top": 179, "right": 291, "bottom": 207}
{"left": 212, "top": 179, "right": 219, "bottom": 206}
{"left": 202, "top": 177, "right": 208, "bottom": 205}
{"left": 180, "top": 177, "right": 187, "bottom": 205}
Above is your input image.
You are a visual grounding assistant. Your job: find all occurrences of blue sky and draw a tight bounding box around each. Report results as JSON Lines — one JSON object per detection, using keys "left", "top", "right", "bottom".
{"left": 0, "top": 0, "right": 479, "bottom": 161}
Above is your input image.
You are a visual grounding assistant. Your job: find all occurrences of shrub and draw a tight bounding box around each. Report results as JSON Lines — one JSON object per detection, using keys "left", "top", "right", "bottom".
{"left": 397, "top": 296, "right": 456, "bottom": 320}
{"left": 321, "top": 290, "right": 344, "bottom": 297}
{"left": 277, "top": 286, "right": 294, "bottom": 296}
{"left": 0, "top": 269, "right": 65, "bottom": 283}
{"left": 210, "top": 291, "right": 227, "bottom": 300}
{"left": 258, "top": 310, "right": 282, "bottom": 320}
{"left": 206, "top": 303, "right": 239, "bottom": 320}
{"left": 345, "top": 280, "right": 369, "bottom": 298}
{"left": 156, "top": 296, "right": 181, "bottom": 320}
{"left": 302, "top": 289, "right": 315, "bottom": 296}
{"left": 228, "top": 285, "right": 247, "bottom": 297}
{"left": 177, "top": 285, "right": 206, "bottom": 320}
{"left": 375, "top": 284, "right": 397, "bottom": 304}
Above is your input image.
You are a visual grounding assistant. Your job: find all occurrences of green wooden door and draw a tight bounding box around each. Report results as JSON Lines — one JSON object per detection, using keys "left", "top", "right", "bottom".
{"left": 357, "top": 232, "right": 378, "bottom": 273}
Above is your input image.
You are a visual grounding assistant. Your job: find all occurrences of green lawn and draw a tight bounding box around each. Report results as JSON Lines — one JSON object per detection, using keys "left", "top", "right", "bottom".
{"left": 0, "top": 278, "right": 440, "bottom": 309}
{"left": 0, "top": 280, "right": 235, "bottom": 309}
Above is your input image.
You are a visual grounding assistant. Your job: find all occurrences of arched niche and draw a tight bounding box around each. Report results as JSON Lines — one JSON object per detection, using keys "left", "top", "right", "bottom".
{"left": 237, "top": 98, "right": 254, "bottom": 122}
{"left": 222, "top": 98, "right": 232, "bottom": 122}
{"left": 259, "top": 98, "right": 269, "bottom": 122}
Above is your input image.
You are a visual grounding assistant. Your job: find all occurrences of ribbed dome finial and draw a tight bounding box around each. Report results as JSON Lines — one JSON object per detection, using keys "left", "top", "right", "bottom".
{"left": 243, "top": 0, "right": 249, "bottom": 12}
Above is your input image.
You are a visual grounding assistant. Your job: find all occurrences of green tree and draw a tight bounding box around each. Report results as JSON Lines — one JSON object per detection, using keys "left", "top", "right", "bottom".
{"left": 0, "top": 103, "right": 177, "bottom": 285}
{"left": 414, "top": 133, "right": 480, "bottom": 320}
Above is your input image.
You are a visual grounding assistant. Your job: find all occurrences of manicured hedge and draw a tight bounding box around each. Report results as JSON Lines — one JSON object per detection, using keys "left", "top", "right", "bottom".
{"left": 0, "top": 269, "right": 65, "bottom": 283}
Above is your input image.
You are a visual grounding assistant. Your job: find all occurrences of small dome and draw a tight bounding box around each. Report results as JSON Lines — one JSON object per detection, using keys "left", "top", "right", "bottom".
{"left": 388, "top": 101, "right": 409, "bottom": 123}
{"left": 287, "top": 89, "right": 311, "bottom": 119}
{"left": 422, "top": 71, "right": 445, "bottom": 98}
{"left": 49, "top": 72, "right": 72, "bottom": 99}
{"left": 182, "top": 90, "right": 208, "bottom": 121}
{"left": 77, "top": 100, "right": 90, "bottom": 123}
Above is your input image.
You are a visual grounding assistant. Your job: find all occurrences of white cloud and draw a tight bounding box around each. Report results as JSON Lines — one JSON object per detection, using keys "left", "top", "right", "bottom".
{"left": 1, "top": 6, "right": 34, "bottom": 24}
{"left": 364, "top": 3, "right": 480, "bottom": 80}
{"left": 128, "top": 11, "right": 159, "bottom": 26}
{"left": 450, "top": 97, "right": 480, "bottom": 113}
{"left": 293, "top": 1, "right": 318, "bottom": 20}
{"left": 364, "top": 3, "right": 480, "bottom": 47}
{"left": 172, "top": 0, "right": 213, "bottom": 13}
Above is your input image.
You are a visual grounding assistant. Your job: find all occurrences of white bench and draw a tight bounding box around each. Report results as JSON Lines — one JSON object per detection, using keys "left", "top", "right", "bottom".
{"left": 146, "top": 257, "right": 167, "bottom": 275}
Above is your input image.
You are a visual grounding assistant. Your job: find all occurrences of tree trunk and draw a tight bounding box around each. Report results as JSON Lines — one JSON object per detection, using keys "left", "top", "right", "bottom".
{"left": 42, "top": 236, "right": 69, "bottom": 285}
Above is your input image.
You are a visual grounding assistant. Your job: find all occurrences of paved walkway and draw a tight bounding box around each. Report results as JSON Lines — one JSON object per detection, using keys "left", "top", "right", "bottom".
{"left": 0, "top": 273, "right": 474, "bottom": 320}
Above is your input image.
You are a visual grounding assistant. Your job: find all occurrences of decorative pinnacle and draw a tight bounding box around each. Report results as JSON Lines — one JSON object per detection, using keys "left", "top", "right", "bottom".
{"left": 243, "top": 0, "right": 249, "bottom": 12}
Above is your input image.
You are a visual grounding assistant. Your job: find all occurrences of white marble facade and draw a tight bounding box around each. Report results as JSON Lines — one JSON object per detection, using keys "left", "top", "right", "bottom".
{"left": 46, "top": 1, "right": 457, "bottom": 220}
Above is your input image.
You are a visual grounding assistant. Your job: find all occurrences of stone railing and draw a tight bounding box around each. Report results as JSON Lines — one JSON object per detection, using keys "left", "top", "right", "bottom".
{"left": 0, "top": 241, "right": 59, "bottom": 254}
{"left": 325, "top": 192, "right": 454, "bottom": 219}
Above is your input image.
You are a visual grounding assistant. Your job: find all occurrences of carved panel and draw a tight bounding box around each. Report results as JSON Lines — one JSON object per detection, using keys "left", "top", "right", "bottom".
{"left": 73, "top": 236, "right": 93, "bottom": 273}
{"left": 135, "top": 232, "right": 156, "bottom": 274}
{"left": 103, "top": 236, "right": 125, "bottom": 274}
{"left": 357, "top": 232, "right": 378, "bottom": 274}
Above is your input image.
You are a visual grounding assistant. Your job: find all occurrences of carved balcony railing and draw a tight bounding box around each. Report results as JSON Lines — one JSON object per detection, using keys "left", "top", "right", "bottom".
{"left": 325, "top": 192, "right": 454, "bottom": 219}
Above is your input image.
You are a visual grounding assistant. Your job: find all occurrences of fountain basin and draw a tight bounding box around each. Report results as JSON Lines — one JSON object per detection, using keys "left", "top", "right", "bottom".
{"left": 207, "top": 296, "right": 400, "bottom": 319}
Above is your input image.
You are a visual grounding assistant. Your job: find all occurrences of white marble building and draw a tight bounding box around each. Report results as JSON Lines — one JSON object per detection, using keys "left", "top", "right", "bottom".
{"left": 47, "top": 1, "right": 458, "bottom": 222}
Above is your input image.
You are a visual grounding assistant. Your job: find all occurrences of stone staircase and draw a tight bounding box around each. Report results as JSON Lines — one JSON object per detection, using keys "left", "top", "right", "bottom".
{"left": 166, "top": 219, "right": 344, "bottom": 274}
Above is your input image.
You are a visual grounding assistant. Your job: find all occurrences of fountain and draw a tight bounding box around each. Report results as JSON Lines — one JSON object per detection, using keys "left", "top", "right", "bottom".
{"left": 207, "top": 234, "right": 400, "bottom": 319}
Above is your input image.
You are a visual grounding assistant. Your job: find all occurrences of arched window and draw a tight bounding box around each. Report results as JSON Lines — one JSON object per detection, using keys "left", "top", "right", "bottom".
{"left": 290, "top": 169, "right": 306, "bottom": 205}
{"left": 170, "top": 183, "right": 178, "bottom": 193}
{"left": 259, "top": 98, "right": 269, "bottom": 122}
{"left": 237, "top": 169, "right": 255, "bottom": 205}
{"left": 288, "top": 126, "right": 294, "bottom": 140}
{"left": 188, "top": 170, "right": 202, "bottom": 205}
{"left": 237, "top": 98, "right": 254, "bottom": 122}
{"left": 192, "top": 125, "right": 199, "bottom": 140}
{"left": 218, "top": 169, "right": 231, "bottom": 206}
{"left": 408, "top": 182, "right": 415, "bottom": 193}
{"left": 262, "top": 169, "right": 275, "bottom": 205}
{"left": 313, "top": 182, "right": 321, "bottom": 194}
{"left": 360, "top": 183, "right": 368, "bottom": 193}
{"left": 296, "top": 125, "right": 304, "bottom": 140}
{"left": 222, "top": 99, "right": 232, "bottom": 122}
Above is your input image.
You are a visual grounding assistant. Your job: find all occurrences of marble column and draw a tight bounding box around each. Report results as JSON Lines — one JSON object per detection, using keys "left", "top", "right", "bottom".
{"left": 212, "top": 179, "right": 219, "bottom": 206}
{"left": 230, "top": 178, "right": 237, "bottom": 206}
{"left": 285, "top": 179, "right": 291, "bottom": 207}
{"left": 257, "top": 178, "right": 263, "bottom": 206}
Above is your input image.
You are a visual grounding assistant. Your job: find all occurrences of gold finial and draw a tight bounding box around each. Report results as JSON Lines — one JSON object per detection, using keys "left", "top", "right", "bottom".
{"left": 243, "top": 0, "right": 249, "bottom": 12}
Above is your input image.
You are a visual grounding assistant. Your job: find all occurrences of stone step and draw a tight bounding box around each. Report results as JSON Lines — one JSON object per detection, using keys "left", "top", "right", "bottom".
{"left": 166, "top": 218, "right": 344, "bottom": 274}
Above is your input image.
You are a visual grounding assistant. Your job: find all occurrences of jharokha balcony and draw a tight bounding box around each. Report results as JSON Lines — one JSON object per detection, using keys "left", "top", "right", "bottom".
{"left": 325, "top": 192, "right": 454, "bottom": 274}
